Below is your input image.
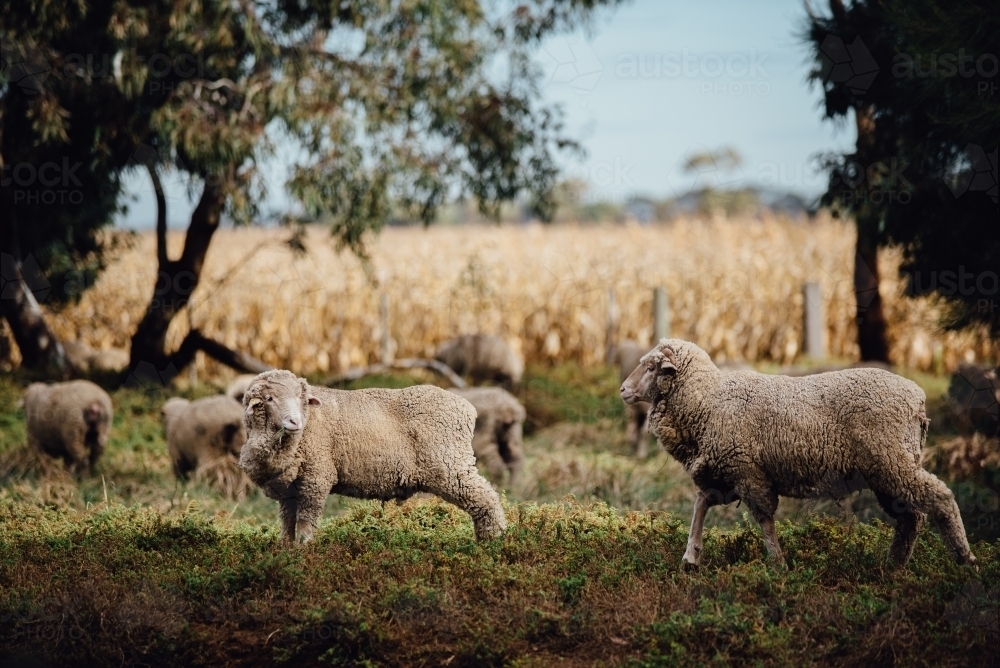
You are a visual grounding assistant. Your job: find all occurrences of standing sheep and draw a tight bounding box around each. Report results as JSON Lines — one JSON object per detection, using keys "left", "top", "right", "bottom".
{"left": 449, "top": 387, "right": 526, "bottom": 484}
{"left": 434, "top": 334, "right": 524, "bottom": 389}
{"left": 239, "top": 370, "right": 507, "bottom": 543}
{"left": 611, "top": 339, "right": 653, "bottom": 458}
{"left": 20, "top": 380, "right": 113, "bottom": 475}
{"left": 621, "top": 338, "right": 976, "bottom": 570}
{"left": 62, "top": 340, "right": 130, "bottom": 374}
{"left": 161, "top": 396, "right": 247, "bottom": 479}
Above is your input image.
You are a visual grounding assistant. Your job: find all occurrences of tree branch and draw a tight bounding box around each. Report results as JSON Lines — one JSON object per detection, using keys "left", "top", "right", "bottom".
{"left": 146, "top": 161, "right": 168, "bottom": 268}
{"left": 171, "top": 329, "right": 273, "bottom": 375}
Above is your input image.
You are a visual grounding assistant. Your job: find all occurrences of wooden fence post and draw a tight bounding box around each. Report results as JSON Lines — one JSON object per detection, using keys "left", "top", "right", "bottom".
{"left": 606, "top": 288, "right": 617, "bottom": 364}
{"left": 380, "top": 293, "right": 393, "bottom": 364}
{"left": 802, "top": 281, "right": 826, "bottom": 359}
{"left": 653, "top": 287, "right": 670, "bottom": 341}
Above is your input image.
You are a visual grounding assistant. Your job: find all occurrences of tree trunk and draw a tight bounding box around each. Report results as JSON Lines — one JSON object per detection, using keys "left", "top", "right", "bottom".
{"left": 852, "top": 105, "right": 891, "bottom": 363}
{"left": 0, "top": 254, "right": 71, "bottom": 378}
{"left": 127, "top": 168, "right": 271, "bottom": 387}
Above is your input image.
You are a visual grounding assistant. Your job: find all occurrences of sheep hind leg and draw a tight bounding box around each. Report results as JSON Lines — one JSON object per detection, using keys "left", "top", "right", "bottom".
{"left": 873, "top": 490, "right": 925, "bottom": 569}
{"left": 431, "top": 467, "right": 507, "bottom": 541}
{"left": 872, "top": 468, "right": 975, "bottom": 566}
{"left": 738, "top": 482, "right": 785, "bottom": 567}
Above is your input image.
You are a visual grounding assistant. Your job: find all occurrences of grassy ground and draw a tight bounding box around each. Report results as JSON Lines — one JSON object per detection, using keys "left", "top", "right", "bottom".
{"left": 1, "top": 366, "right": 998, "bottom": 666}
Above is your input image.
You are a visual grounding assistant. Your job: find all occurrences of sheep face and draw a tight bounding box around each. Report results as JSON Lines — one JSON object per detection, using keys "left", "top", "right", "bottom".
{"left": 242, "top": 371, "right": 321, "bottom": 448}
{"left": 620, "top": 347, "right": 678, "bottom": 404}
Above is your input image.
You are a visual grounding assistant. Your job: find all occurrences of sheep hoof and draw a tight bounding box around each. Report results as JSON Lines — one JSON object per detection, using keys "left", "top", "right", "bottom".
{"left": 681, "top": 559, "right": 699, "bottom": 572}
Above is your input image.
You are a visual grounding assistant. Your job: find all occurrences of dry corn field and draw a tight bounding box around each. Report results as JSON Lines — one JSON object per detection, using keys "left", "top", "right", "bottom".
{"left": 40, "top": 214, "right": 996, "bottom": 378}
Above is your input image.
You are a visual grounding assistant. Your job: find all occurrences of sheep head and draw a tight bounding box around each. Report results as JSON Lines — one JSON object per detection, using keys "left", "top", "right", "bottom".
{"left": 621, "top": 342, "right": 679, "bottom": 404}
{"left": 241, "top": 370, "right": 322, "bottom": 457}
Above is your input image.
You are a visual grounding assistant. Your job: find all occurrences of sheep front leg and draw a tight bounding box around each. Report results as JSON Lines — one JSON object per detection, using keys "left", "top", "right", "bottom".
{"left": 738, "top": 480, "right": 785, "bottom": 567}
{"left": 682, "top": 490, "right": 713, "bottom": 569}
{"left": 293, "top": 483, "right": 328, "bottom": 544}
{"left": 279, "top": 496, "right": 298, "bottom": 544}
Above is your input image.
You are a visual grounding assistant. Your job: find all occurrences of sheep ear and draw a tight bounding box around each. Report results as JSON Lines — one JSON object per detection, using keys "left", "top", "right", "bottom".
{"left": 307, "top": 395, "right": 321, "bottom": 406}
{"left": 246, "top": 397, "right": 261, "bottom": 410}
{"left": 659, "top": 359, "right": 677, "bottom": 376}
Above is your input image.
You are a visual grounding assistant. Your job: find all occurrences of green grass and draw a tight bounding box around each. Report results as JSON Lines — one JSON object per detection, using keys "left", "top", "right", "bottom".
{"left": 1, "top": 367, "right": 998, "bottom": 666}
{"left": 0, "top": 502, "right": 995, "bottom": 667}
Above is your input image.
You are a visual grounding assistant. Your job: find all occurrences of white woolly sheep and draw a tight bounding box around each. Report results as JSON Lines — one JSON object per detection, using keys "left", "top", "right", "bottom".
{"left": 621, "top": 338, "right": 976, "bottom": 570}
{"left": 239, "top": 370, "right": 507, "bottom": 543}
{"left": 63, "top": 340, "right": 130, "bottom": 374}
{"left": 449, "top": 386, "right": 526, "bottom": 484}
{"left": 161, "top": 395, "right": 247, "bottom": 479}
{"left": 611, "top": 339, "right": 653, "bottom": 458}
{"left": 434, "top": 334, "right": 524, "bottom": 389}
{"left": 226, "top": 374, "right": 257, "bottom": 403}
{"left": 20, "top": 380, "right": 113, "bottom": 475}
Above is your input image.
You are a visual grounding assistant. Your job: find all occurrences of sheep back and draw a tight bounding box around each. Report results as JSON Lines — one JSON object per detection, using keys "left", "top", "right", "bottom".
{"left": 300, "top": 384, "right": 477, "bottom": 500}
{"left": 435, "top": 334, "right": 523, "bottom": 386}
{"left": 449, "top": 386, "right": 526, "bottom": 482}
{"left": 22, "top": 380, "right": 113, "bottom": 474}
{"left": 163, "top": 395, "right": 246, "bottom": 478}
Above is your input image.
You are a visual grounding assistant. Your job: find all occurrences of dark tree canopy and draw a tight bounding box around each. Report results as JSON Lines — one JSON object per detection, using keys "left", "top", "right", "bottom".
{"left": 1, "top": 0, "right": 625, "bottom": 376}
{"left": 804, "top": 0, "right": 999, "bottom": 334}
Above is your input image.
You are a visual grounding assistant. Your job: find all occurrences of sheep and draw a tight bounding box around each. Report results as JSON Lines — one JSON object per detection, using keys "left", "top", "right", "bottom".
{"left": 620, "top": 338, "right": 976, "bottom": 570}
{"left": 226, "top": 374, "right": 257, "bottom": 403}
{"left": 434, "top": 334, "right": 524, "bottom": 389}
{"left": 20, "top": 380, "right": 113, "bottom": 475}
{"left": 239, "top": 369, "right": 507, "bottom": 543}
{"left": 161, "top": 396, "right": 247, "bottom": 479}
{"left": 62, "top": 340, "right": 130, "bottom": 374}
{"left": 611, "top": 339, "right": 653, "bottom": 458}
{"left": 449, "top": 387, "right": 526, "bottom": 484}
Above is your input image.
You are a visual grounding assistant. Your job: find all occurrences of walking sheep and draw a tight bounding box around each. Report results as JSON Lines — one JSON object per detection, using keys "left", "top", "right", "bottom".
{"left": 239, "top": 370, "right": 507, "bottom": 543}
{"left": 620, "top": 338, "right": 976, "bottom": 570}
{"left": 434, "top": 334, "right": 524, "bottom": 389}
{"left": 20, "top": 380, "right": 113, "bottom": 475}
{"left": 161, "top": 396, "right": 247, "bottom": 479}
{"left": 449, "top": 387, "right": 526, "bottom": 484}
{"left": 611, "top": 339, "right": 653, "bottom": 458}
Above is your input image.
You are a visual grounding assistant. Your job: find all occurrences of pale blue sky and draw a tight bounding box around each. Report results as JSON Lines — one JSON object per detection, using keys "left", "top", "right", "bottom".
{"left": 115, "top": 0, "right": 855, "bottom": 228}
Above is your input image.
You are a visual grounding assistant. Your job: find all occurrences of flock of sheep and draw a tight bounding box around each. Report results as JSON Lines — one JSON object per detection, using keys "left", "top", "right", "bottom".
{"left": 17, "top": 332, "right": 982, "bottom": 570}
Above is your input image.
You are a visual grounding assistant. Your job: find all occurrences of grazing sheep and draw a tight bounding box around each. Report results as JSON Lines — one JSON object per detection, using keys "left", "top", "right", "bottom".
{"left": 239, "top": 370, "right": 507, "bottom": 543}
{"left": 161, "top": 396, "right": 247, "bottom": 479}
{"left": 621, "top": 338, "right": 976, "bottom": 570}
{"left": 226, "top": 374, "right": 257, "bottom": 403}
{"left": 449, "top": 387, "right": 526, "bottom": 484}
{"left": 20, "top": 380, "right": 113, "bottom": 475}
{"left": 948, "top": 363, "right": 999, "bottom": 436}
{"left": 434, "top": 334, "right": 524, "bottom": 389}
{"left": 611, "top": 339, "right": 653, "bottom": 458}
{"left": 63, "top": 340, "right": 130, "bottom": 374}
